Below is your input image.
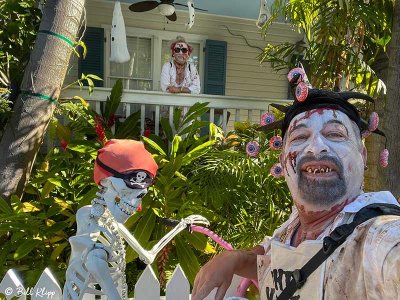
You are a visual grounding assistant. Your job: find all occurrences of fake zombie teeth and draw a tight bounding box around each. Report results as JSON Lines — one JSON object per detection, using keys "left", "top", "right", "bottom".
{"left": 306, "top": 167, "right": 332, "bottom": 173}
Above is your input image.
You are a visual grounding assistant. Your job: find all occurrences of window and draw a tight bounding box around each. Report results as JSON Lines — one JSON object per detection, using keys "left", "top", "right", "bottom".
{"left": 103, "top": 26, "right": 207, "bottom": 92}
{"left": 109, "top": 36, "right": 152, "bottom": 90}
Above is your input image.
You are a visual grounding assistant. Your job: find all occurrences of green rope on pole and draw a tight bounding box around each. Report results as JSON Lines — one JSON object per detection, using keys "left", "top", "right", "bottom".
{"left": 21, "top": 90, "right": 58, "bottom": 104}
{"left": 38, "top": 30, "right": 75, "bottom": 47}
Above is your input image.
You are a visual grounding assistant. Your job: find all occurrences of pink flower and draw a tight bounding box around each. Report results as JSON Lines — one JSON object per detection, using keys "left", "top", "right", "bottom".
{"left": 260, "top": 112, "right": 275, "bottom": 126}
{"left": 269, "top": 136, "right": 283, "bottom": 150}
{"left": 380, "top": 148, "right": 389, "bottom": 168}
{"left": 246, "top": 141, "right": 260, "bottom": 157}
{"left": 368, "top": 112, "right": 379, "bottom": 132}
{"left": 270, "top": 163, "right": 283, "bottom": 178}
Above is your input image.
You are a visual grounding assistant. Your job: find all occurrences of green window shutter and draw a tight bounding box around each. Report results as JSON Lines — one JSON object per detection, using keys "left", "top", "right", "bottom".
{"left": 204, "top": 40, "right": 227, "bottom": 95}
{"left": 78, "top": 27, "right": 104, "bottom": 87}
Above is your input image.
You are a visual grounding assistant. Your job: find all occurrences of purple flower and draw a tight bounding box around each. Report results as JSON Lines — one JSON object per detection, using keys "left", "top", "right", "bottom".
{"left": 269, "top": 136, "right": 283, "bottom": 150}
{"left": 260, "top": 112, "right": 275, "bottom": 126}
{"left": 246, "top": 141, "right": 260, "bottom": 157}
{"left": 270, "top": 163, "right": 283, "bottom": 178}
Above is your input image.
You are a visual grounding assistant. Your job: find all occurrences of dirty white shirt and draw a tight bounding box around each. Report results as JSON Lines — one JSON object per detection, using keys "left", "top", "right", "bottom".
{"left": 160, "top": 61, "right": 200, "bottom": 94}
{"left": 258, "top": 191, "right": 400, "bottom": 300}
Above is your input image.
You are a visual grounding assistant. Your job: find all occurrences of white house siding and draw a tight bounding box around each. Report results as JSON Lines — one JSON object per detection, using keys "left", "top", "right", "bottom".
{"left": 63, "top": 0, "right": 302, "bottom": 129}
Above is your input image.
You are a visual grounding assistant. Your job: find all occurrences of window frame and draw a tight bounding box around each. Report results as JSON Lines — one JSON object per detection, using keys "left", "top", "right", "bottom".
{"left": 102, "top": 25, "right": 208, "bottom": 92}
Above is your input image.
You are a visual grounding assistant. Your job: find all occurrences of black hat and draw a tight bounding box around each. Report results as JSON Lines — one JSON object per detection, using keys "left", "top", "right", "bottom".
{"left": 257, "top": 66, "right": 389, "bottom": 167}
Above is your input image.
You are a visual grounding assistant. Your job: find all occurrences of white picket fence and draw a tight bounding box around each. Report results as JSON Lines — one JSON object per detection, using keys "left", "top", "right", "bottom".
{"left": 0, "top": 265, "right": 243, "bottom": 300}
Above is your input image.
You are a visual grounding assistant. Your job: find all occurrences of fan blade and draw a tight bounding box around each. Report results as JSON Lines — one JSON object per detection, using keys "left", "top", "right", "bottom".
{"left": 174, "top": 2, "right": 207, "bottom": 11}
{"left": 166, "top": 11, "right": 177, "bottom": 21}
{"left": 193, "top": 6, "right": 207, "bottom": 12}
{"left": 129, "top": 1, "right": 159, "bottom": 12}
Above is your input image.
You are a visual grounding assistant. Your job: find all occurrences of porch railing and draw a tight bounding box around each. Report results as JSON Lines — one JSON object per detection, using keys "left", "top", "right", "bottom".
{"left": 61, "top": 87, "right": 290, "bottom": 135}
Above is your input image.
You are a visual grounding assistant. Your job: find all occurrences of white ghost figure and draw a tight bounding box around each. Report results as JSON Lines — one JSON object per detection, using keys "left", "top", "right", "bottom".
{"left": 110, "top": 1, "right": 130, "bottom": 63}
{"left": 256, "top": 0, "right": 271, "bottom": 29}
{"left": 186, "top": 0, "right": 195, "bottom": 30}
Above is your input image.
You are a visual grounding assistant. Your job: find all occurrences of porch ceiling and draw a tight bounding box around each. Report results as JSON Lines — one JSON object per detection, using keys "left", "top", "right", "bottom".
{"left": 112, "top": 0, "right": 267, "bottom": 20}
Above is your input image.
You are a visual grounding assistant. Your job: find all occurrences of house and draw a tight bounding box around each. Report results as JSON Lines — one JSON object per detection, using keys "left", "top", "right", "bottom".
{"left": 61, "top": 0, "right": 302, "bottom": 134}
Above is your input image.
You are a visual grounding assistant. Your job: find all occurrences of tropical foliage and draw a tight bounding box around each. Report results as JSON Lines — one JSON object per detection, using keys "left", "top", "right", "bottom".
{"left": 0, "top": 80, "right": 291, "bottom": 297}
{"left": 260, "top": 0, "right": 394, "bottom": 95}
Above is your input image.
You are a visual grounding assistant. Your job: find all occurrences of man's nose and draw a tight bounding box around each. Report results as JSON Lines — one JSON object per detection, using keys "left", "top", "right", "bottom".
{"left": 305, "top": 134, "right": 329, "bottom": 155}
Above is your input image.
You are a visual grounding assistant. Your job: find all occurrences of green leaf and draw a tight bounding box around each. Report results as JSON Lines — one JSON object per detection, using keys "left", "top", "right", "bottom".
{"left": 142, "top": 136, "right": 167, "bottom": 156}
{"left": 50, "top": 242, "right": 68, "bottom": 260}
{"left": 173, "top": 107, "right": 182, "bottom": 130}
{"left": 160, "top": 117, "right": 173, "bottom": 142}
{"left": 104, "top": 79, "right": 123, "bottom": 121}
{"left": 0, "top": 197, "right": 12, "bottom": 214}
{"left": 133, "top": 209, "right": 156, "bottom": 244}
{"left": 115, "top": 110, "right": 141, "bottom": 139}
{"left": 14, "top": 239, "right": 41, "bottom": 260}
{"left": 183, "top": 140, "right": 214, "bottom": 165}
{"left": 175, "top": 236, "right": 200, "bottom": 284}
{"left": 171, "top": 135, "right": 182, "bottom": 158}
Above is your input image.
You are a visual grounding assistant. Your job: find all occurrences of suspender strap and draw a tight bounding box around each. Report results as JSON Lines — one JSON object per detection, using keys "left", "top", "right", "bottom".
{"left": 277, "top": 203, "right": 400, "bottom": 300}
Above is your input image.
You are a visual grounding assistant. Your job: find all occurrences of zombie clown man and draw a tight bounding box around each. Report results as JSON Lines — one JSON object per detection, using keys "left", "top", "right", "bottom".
{"left": 192, "top": 68, "right": 400, "bottom": 300}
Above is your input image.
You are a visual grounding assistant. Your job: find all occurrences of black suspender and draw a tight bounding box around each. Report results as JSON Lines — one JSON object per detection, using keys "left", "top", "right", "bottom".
{"left": 277, "top": 203, "right": 400, "bottom": 300}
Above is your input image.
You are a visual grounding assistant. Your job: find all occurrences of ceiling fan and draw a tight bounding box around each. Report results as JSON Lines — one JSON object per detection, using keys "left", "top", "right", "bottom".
{"left": 129, "top": 0, "right": 207, "bottom": 23}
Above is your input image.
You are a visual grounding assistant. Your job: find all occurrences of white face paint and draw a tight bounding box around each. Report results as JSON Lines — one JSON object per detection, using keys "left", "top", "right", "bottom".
{"left": 173, "top": 42, "right": 189, "bottom": 65}
{"left": 100, "top": 177, "right": 147, "bottom": 223}
{"left": 281, "top": 109, "right": 366, "bottom": 209}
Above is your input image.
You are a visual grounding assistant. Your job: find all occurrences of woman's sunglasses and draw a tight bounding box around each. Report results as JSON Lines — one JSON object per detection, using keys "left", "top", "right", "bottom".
{"left": 96, "top": 157, "right": 154, "bottom": 189}
{"left": 174, "top": 47, "right": 188, "bottom": 54}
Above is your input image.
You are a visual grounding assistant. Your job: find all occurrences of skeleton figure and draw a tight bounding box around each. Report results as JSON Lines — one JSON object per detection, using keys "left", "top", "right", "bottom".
{"left": 63, "top": 140, "right": 209, "bottom": 299}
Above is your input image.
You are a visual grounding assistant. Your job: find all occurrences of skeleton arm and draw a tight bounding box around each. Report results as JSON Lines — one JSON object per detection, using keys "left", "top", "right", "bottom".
{"left": 85, "top": 248, "right": 120, "bottom": 300}
{"left": 118, "top": 214, "right": 209, "bottom": 264}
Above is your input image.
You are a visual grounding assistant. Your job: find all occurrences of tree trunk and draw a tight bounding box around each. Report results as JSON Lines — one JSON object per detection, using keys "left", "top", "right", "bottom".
{"left": 0, "top": 0, "right": 85, "bottom": 202}
{"left": 380, "top": 0, "right": 400, "bottom": 199}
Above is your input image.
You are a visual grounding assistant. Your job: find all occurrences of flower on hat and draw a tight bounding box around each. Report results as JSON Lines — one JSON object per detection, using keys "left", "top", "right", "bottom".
{"left": 260, "top": 112, "right": 275, "bottom": 126}
{"left": 368, "top": 112, "right": 379, "bottom": 132}
{"left": 246, "top": 141, "right": 260, "bottom": 157}
{"left": 270, "top": 163, "right": 283, "bottom": 178}
{"left": 380, "top": 148, "right": 389, "bottom": 168}
{"left": 269, "top": 135, "right": 283, "bottom": 150}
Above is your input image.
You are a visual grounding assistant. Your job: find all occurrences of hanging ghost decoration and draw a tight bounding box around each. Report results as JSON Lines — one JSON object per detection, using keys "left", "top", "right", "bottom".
{"left": 110, "top": 1, "right": 130, "bottom": 63}
{"left": 186, "top": 0, "right": 195, "bottom": 30}
{"left": 256, "top": 0, "right": 270, "bottom": 29}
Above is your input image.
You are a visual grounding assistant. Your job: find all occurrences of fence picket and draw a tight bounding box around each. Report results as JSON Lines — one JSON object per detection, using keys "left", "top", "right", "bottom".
{"left": 0, "top": 266, "right": 247, "bottom": 299}
{"left": 32, "top": 268, "right": 62, "bottom": 300}
{"left": 0, "top": 269, "right": 26, "bottom": 299}
{"left": 134, "top": 265, "right": 160, "bottom": 300}
{"left": 166, "top": 265, "right": 189, "bottom": 300}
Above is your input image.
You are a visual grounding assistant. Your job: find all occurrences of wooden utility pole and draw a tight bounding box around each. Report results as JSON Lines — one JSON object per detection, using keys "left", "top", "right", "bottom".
{"left": 0, "top": 0, "right": 86, "bottom": 202}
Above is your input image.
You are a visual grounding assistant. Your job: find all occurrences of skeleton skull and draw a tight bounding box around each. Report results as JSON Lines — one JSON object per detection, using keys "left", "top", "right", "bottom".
{"left": 135, "top": 171, "right": 146, "bottom": 183}
{"left": 101, "top": 177, "right": 147, "bottom": 223}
